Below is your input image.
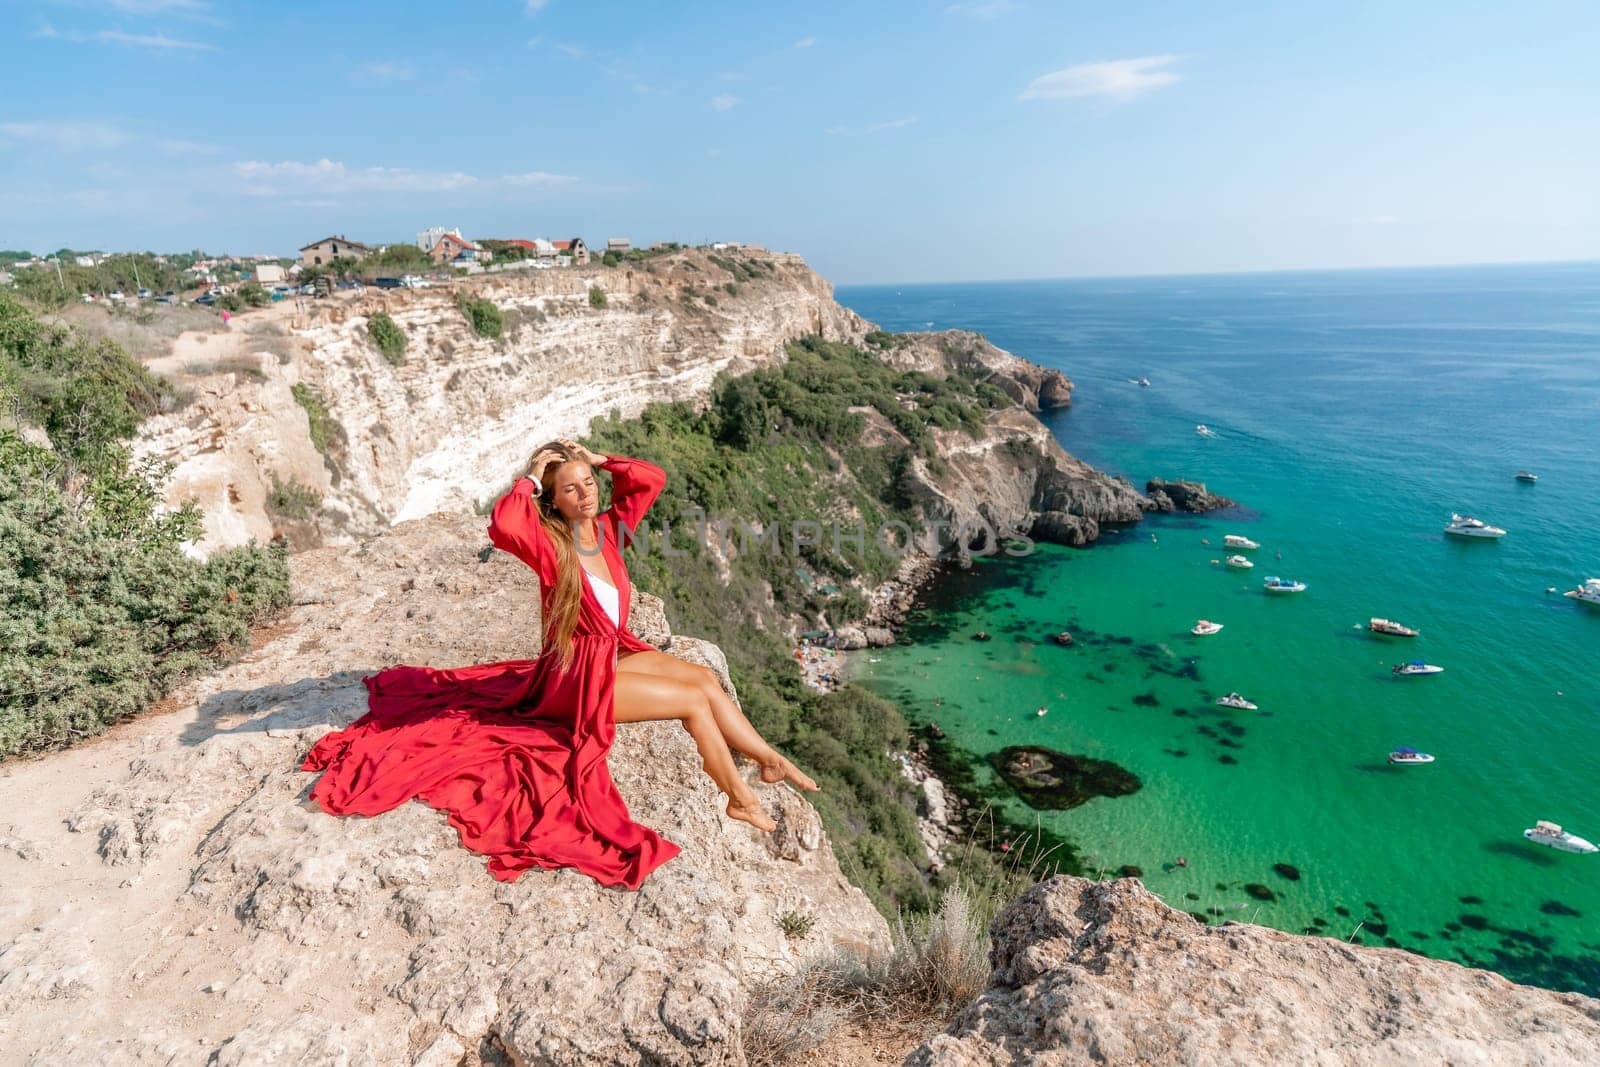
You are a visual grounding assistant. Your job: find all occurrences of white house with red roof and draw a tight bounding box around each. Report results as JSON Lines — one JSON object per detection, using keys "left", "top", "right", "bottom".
{"left": 427, "top": 231, "right": 490, "bottom": 266}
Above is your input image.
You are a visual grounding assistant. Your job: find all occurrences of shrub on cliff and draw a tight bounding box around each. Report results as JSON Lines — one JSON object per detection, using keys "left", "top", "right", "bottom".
{"left": 367, "top": 311, "right": 406, "bottom": 366}
{"left": 290, "top": 382, "right": 344, "bottom": 458}
{"left": 588, "top": 287, "right": 608, "bottom": 309}
{"left": 0, "top": 295, "right": 290, "bottom": 758}
{"left": 458, "top": 295, "right": 503, "bottom": 339}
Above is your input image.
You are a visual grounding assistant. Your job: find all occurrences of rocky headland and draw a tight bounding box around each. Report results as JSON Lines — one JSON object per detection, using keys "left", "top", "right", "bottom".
{"left": 910, "top": 875, "right": 1600, "bottom": 1065}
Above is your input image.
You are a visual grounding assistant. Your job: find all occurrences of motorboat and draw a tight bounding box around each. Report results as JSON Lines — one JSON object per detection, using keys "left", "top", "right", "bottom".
{"left": 1444, "top": 514, "right": 1506, "bottom": 538}
{"left": 1225, "top": 555, "right": 1254, "bottom": 569}
{"left": 1262, "top": 576, "right": 1306, "bottom": 594}
{"left": 1223, "top": 535, "right": 1260, "bottom": 550}
{"left": 1516, "top": 471, "right": 1539, "bottom": 483}
{"left": 1523, "top": 821, "right": 1598, "bottom": 854}
{"left": 1191, "top": 619, "right": 1224, "bottom": 636}
{"left": 1387, "top": 747, "right": 1435, "bottom": 765}
{"left": 1563, "top": 578, "right": 1600, "bottom": 607}
{"left": 1196, "top": 424, "right": 1217, "bottom": 438}
{"left": 1392, "top": 661, "right": 1443, "bottom": 676}
{"left": 1214, "top": 692, "right": 1257, "bottom": 710}
{"left": 1036, "top": 706, "right": 1049, "bottom": 717}
{"left": 1369, "top": 617, "right": 1420, "bottom": 637}
{"left": 1138, "top": 377, "right": 1151, "bottom": 387}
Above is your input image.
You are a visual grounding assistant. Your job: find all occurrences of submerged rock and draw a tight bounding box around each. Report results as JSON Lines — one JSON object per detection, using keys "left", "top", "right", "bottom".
{"left": 990, "top": 746, "right": 1141, "bottom": 810}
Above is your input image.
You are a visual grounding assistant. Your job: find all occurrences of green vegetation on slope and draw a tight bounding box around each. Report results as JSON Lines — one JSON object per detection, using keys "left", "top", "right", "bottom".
{"left": 367, "top": 311, "right": 407, "bottom": 365}
{"left": 568, "top": 335, "right": 1043, "bottom": 914}
{"left": 0, "top": 293, "right": 290, "bottom": 758}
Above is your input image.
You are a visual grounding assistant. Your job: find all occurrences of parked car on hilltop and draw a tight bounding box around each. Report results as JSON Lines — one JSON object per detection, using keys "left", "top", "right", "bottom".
{"left": 372, "top": 276, "right": 404, "bottom": 289}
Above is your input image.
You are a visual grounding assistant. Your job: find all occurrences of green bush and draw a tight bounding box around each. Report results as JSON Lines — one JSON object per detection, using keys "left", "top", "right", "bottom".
{"left": 0, "top": 295, "right": 290, "bottom": 758}
{"left": 367, "top": 311, "right": 406, "bottom": 365}
{"left": 458, "top": 295, "right": 503, "bottom": 339}
{"left": 266, "top": 475, "right": 322, "bottom": 519}
{"left": 290, "top": 382, "right": 343, "bottom": 457}
{"left": 588, "top": 287, "right": 608, "bottom": 309}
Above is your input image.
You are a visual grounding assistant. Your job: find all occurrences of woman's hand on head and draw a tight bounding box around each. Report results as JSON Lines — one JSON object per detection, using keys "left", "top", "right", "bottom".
{"left": 525, "top": 447, "right": 562, "bottom": 483}
{"left": 558, "top": 438, "right": 607, "bottom": 467}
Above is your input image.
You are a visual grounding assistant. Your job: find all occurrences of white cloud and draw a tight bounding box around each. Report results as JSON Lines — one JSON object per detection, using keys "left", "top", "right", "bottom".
{"left": 710, "top": 94, "right": 738, "bottom": 111}
{"left": 826, "top": 115, "right": 918, "bottom": 136}
{"left": 556, "top": 43, "right": 586, "bottom": 60}
{"left": 231, "top": 159, "right": 479, "bottom": 195}
{"left": 1019, "top": 55, "right": 1180, "bottom": 102}
{"left": 945, "top": 0, "right": 1015, "bottom": 18}
{"left": 358, "top": 60, "right": 415, "bottom": 82}
{"left": 794, "top": 36, "right": 816, "bottom": 48}
{"left": 526, "top": 0, "right": 551, "bottom": 11}
{"left": 502, "top": 170, "right": 578, "bottom": 187}
{"left": 1, "top": 120, "right": 131, "bottom": 150}
{"left": 35, "top": 23, "right": 216, "bottom": 50}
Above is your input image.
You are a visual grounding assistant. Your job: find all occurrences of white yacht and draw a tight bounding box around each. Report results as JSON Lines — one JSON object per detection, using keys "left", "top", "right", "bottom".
{"left": 1387, "top": 747, "right": 1435, "bottom": 765}
{"left": 1191, "top": 619, "right": 1224, "bottom": 636}
{"left": 1523, "top": 821, "right": 1598, "bottom": 855}
{"left": 1225, "top": 555, "right": 1254, "bottom": 569}
{"left": 1444, "top": 514, "right": 1506, "bottom": 538}
{"left": 1035, "top": 706, "right": 1048, "bottom": 718}
{"left": 1223, "top": 534, "right": 1260, "bottom": 550}
{"left": 1214, "top": 692, "right": 1257, "bottom": 710}
{"left": 1563, "top": 578, "right": 1600, "bottom": 607}
{"left": 1263, "top": 576, "right": 1306, "bottom": 594}
{"left": 1392, "top": 661, "right": 1443, "bottom": 676}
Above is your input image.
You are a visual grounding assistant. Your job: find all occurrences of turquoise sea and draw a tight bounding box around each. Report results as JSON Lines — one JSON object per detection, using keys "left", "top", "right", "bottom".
{"left": 838, "top": 263, "right": 1600, "bottom": 995}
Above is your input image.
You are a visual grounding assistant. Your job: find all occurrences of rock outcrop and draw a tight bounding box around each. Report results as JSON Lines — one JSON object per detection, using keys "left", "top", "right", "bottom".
{"left": 0, "top": 514, "right": 887, "bottom": 1065}
{"left": 1145, "top": 477, "right": 1236, "bottom": 513}
{"left": 910, "top": 875, "right": 1600, "bottom": 1065}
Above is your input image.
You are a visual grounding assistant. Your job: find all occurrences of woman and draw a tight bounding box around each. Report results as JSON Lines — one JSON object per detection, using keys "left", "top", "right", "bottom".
{"left": 301, "top": 439, "right": 817, "bottom": 890}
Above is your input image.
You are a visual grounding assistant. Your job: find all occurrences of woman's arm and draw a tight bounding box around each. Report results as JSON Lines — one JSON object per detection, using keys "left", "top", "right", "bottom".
{"left": 487, "top": 476, "right": 556, "bottom": 583}
{"left": 599, "top": 454, "right": 667, "bottom": 537}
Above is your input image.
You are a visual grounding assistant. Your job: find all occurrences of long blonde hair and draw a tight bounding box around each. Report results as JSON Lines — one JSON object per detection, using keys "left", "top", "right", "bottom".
{"left": 528, "top": 440, "right": 598, "bottom": 673}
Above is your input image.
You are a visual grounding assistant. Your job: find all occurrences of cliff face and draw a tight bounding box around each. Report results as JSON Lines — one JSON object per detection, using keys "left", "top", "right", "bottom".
{"left": 131, "top": 251, "right": 1150, "bottom": 563}
{"left": 911, "top": 876, "right": 1600, "bottom": 1065}
{"left": 0, "top": 513, "right": 887, "bottom": 1065}
{"left": 134, "top": 251, "right": 869, "bottom": 555}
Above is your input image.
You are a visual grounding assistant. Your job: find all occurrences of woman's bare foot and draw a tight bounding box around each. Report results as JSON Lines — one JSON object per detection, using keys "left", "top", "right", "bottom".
{"left": 726, "top": 793, "right": 777, "bottom": 833}
{"left": 758, "top": 753, "right": 819, "bottom": 792}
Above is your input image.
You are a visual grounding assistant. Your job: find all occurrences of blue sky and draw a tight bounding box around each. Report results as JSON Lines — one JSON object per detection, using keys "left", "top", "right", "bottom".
{"left": 1, "top": 0, "right": 1596, "bottom": 283}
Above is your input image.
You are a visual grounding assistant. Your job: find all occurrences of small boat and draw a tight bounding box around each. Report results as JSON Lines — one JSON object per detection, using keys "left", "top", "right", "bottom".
{"left": 1523, "top": 821, "right": 1598, "bottom": 855}
{"left": 1369, "top": 617, "right": 1420, "bottom": 637}
{"left": 1563, "top": 578, "right": 1600, "bottom": 607}
{"left": 972, "top": 631, "right": 991, "bottom": 642}
{"left": 1443, "top": 513, "right": 1506, "bottom": 539}
{"left": 1223, "top": 535, "right": 1259, "bottom": 550}
{"left": 1387, "top": 747, "right": 1435, "bottom": 765}
{"left": 1050, "top": 631, "right": 1075, "bottom": 646}
{"left": 1214, "top": 692, "right": 1257, "bottom": 710}
{"left": 1515, "top": 471, "right": 1539, "bottom": 483}
{"left": 1196, "top": 424, "right": 1217, "bottom": 438}
{"left": 1036, "top": 706, "right": 1048, "bottom": 717}
{"left": 1262, "top": 576, "right": 1306, "bottom": 594}
{"left": 1138, "top": 377, "right": 1150, "bottom": 387}
{"left": 1225, "top": 555, "right": 1254, "bottom": 569}
{"left": 1392, "top": 661, "right": 1443, "bottom": 676}
{"left": 1191, "top": 619, "right": 1223, "bottom": 636}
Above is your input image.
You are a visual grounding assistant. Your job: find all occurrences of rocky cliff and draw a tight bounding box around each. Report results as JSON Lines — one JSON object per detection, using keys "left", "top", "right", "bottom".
{"left": 131, "top": 250, "right": 1150, "bottom": 563}
{"left": 910, "top": 875, "right": 1600, "bottom": 1065}
{"left": 0, "top": 513, "right": 887, "bottom": 1065}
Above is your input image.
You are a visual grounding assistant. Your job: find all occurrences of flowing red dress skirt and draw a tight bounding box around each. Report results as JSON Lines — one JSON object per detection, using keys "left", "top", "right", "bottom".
{"left": 300, "top": 456, "right": 681, "bottom": 889}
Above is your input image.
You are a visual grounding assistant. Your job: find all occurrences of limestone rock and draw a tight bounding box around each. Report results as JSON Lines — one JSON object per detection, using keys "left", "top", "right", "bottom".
{"left": 910, "top": 875, "right": 1600, "bottom": 1065}
{"left": 0, "top": 513, "right": 888, "bottom": 1064}
{"left": 1145, "top": 477, "right": 1237, "bottom": 513}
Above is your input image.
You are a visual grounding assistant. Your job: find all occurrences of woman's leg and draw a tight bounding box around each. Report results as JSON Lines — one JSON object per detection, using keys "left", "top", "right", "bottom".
{"left": 612, "top": 669, "right": 776, "bottom": 832}
{"left": 617, "top": 651, "right": 818, "bottom": 791}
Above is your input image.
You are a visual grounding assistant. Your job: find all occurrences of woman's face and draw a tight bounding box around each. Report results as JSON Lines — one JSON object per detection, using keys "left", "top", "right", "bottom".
{"left": 547, "top": 460, "right": 599, "bottom": 524}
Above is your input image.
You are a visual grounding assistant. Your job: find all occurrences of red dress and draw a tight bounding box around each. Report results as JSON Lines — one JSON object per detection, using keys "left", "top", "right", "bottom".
{"left": 300, "top": 455, "right": 681, "bottom": 889}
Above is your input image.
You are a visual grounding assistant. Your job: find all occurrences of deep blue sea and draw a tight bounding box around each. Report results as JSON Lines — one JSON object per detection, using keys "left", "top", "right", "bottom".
{"left": 838, "top": 263, "right": 1600, "bottom": 994}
